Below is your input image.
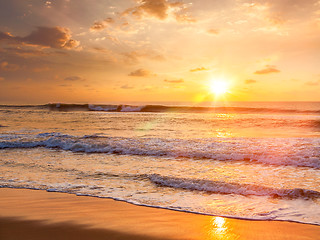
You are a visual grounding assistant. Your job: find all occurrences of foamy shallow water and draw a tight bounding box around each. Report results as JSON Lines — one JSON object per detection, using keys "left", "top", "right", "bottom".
{"left": 0, "top": 103, "right": 319, "bottom": 225}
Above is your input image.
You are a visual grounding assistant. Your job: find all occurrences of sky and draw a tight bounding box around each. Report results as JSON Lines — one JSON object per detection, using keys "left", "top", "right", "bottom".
{"left": 0, "top": 0, "right": 319, "bottom": 104}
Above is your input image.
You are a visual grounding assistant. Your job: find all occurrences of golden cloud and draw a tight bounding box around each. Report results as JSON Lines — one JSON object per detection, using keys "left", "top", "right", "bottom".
{"left": 164, "top": 78, "right": 184, "bottom": 83}
{"left": 245, "top": 79, "right": 257, "bottom": 84}
{"left": 190, "top": 67, "right": 209, "bottom": 72}
{"left": 122, "top": 0, "right": 195, "bottom": 23}
{"left": 90, "top": 18, "right": 114, "bottom": 32}
{"left": 64, "top": 76, "right": 85, "bottom": 81}
{"left": 306, "top": 80, "right": 320, "bottom": 86}
{"left": 128, "top": 68, "right": 156, "bottom": 77}
{"left": 122, "top": 50, "right": 165, "bottom": 64}
{"left": 207, "top": 29, "right": 219, "bottom": 35}
{"left": 254, "top": 65, "right": 280, "bottom": 74}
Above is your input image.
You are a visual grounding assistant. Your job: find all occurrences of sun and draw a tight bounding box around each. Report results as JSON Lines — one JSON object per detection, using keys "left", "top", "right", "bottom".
{"left": 210, "top": 79, "right": 230, "bottom": 96}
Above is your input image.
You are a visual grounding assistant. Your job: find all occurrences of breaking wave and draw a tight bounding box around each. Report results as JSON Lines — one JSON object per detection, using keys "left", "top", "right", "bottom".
{"left": 48, "top": 103, "right": 320, "bottom": 114}
{"left": 149, "top": 174, "right": 320, "bottom": 199}
{"left": 1, "top": 103, "right": 319, "bottom": 115}
{"left": 0, "top": 132, "right": 319, "bottom": 169}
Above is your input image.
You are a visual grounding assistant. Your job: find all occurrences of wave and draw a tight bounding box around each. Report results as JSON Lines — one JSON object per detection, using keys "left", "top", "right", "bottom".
{"left": 0, "top": 132, "right": 319, "bottom": 169}
{"left": 149, "top": 174, "right": 320, "bottom": 199}
{"left": 48, "top": 103, "right": 320, "bottom": 114}
{"left": 1, "top": 103, "right": 319, "bottom": 115}
{"left": 2, "top": 170, "right": 318, "bottom": 200}
{"left": 88, "top": 104, "right": 119, "bottom": 112}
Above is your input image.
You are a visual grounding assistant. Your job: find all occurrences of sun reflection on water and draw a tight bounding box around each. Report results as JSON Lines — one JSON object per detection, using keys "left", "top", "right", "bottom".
{"left": 208, "top": 217, "right": 239, "bottom": 240}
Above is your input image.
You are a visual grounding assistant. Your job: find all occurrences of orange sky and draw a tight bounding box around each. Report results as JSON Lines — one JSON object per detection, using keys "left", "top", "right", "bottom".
{"left": 0, "top": 0, "right": 319, "bottom": 104}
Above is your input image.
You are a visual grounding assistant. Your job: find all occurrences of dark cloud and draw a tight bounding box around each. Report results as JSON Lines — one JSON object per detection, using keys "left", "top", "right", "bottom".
{"left": 0, "top": 61, "right": 19, "bottom": 71}
{"left": 245, "top": 79, "right": 257, "bottom": 84}
{"left": 64, "top": 76, "right": 85, "bottom": 81}
{"left": 254, "top": 65, "right": 280, "bottom": 74}
{"left": 0, "top": 27, "right": 80, "bottom": 49}
{"left": 128, "top": 68, "right": 156, "bottom": 77}
{"left": 164, "top": 79, "right": 184, "bottom": 83}
{"left": 3, "top": 47, "right": 51, "bottom": 57}
{"left": 0, "top": 32, "right": 13, "bottom": 41}
{"left": 190, "top": 67, "right": 209, "bottom": 72}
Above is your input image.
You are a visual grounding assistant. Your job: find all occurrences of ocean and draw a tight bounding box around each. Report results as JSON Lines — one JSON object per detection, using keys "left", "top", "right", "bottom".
{"left": 0, "top": 102, "right": 319, "bottom": 225}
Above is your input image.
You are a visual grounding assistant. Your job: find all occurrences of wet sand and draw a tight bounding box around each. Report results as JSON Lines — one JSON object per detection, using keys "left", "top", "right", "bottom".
{"left": 0, "top": 188, "right": 319, "bottom": 240}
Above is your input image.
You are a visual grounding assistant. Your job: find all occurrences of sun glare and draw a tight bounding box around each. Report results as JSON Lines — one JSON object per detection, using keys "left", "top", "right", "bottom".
{"left": 210, "top": 79, "right": 229, "bottom": 96}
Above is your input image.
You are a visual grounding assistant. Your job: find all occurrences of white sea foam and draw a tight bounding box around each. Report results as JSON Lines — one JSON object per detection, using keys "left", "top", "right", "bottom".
{"left": 87, "top": 104, "right": 145, "bottom": 112}
{"left": 88, "top": 104, "right": 118, "bottom": 111}
{"left": 120, "top": 105, "right": 145, "bottom": 112}
{"left": 148, "top": 174, "right": 320, "bottom": 199}
{"left": 0, "top": 133, "right": 319, "bottom": 168}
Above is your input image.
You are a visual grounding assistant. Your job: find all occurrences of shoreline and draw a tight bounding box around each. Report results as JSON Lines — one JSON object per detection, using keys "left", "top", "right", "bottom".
{"left": 0, "top": 188, "right": 319, "bottom": 240}
{"left": 3, "top": 186, "right": 320, "bottom": 227}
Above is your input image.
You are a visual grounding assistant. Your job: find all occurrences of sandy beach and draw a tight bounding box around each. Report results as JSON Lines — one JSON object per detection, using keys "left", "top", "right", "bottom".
{"left": 0, "top": 188, "right": 319, "bottom": 240}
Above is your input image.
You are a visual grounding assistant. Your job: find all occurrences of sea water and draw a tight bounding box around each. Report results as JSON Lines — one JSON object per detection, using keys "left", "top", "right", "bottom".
{"left": 0, "top": 102, "right": 319, "bottom": 225}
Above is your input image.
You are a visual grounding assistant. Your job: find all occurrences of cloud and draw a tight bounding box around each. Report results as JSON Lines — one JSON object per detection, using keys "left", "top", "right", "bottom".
{"left": 207, "top": 29, "right": 219, "bottom": 35}
{"left": 121, "top": 0, "right": 195, "bottom": 23}
{"left": 0, "top": 32, "right": 13, "bottom": 41}
{"left": 64, "top": 76, "right": 85, "bottom": 81}
{"left": 90, "top": 18, "right": 114, "bottom": 32}
{"left": 0, "top": 61, "right": 19, "bottom": 71}
{"left": 173, "top": 11, "right": 197, "bottom": 23}
{"left": 128, "top": 68, "right": 156, "bottom": 77}
{"left": 190, "top": 67, "right": 209, "bottom": 72}
{"left": 264, "top": 0, "right": 319, "bottom": 18}
{"left": 32, "top": 66, "right": 50, "bottom": 72}
{"left": 120, "top": 84, "right": 134, "bottom": 89}
{"left": 242, "top": 0, "right": 320, "bottom": 25}
{"left": 0, "top": 27, "right": 80, "bottom": 49}
{"left": 44, "top": 1, "right": 52, "bottom": 8}
{"left": 254, "top": 65, "right": 280, "bottom": 74}
{"left": 245, "top": 79, "right": 257, "bottom": 84}
{"left": 89, "top": 1, "right": 195, "bottom": 35}
{"left": 164, "top": 78, "right": 184, "bottom": 83}
{"left": 305, "top": 80, "right": 320, "bottom": 86}
{"left": 140, "top": 85, "right": 158, "bottom": 91}
{"left": 59, "top": 84, "right": 72, "bottom": 87}
{"left": 122, "top": 50, "right": 165, "bottom": 64}
{"left": 3, "top": 47, "right": 51, "bottom": 57}
{"left": 0, "top": 77, "right": 4, "bottom": 81}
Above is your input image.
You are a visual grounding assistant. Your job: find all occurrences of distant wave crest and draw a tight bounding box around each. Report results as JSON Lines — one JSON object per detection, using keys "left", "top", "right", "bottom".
{"left": 48, "top": 103, "right": 320, "bottom": 114}
{"left": 1, "top": 103, "right": 319, "bottom": 115}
